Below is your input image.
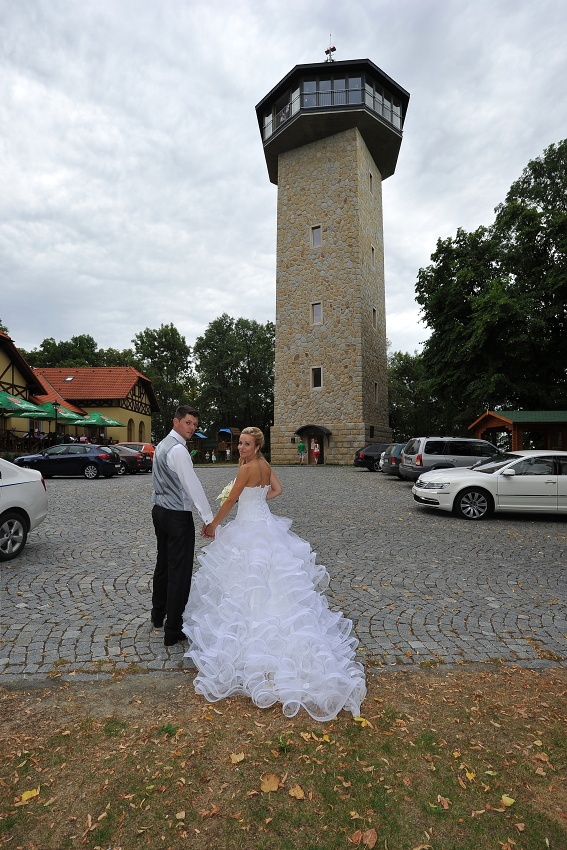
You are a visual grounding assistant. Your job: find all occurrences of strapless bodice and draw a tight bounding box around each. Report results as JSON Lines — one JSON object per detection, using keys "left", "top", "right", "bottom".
{"left": 235, "top": 485, "right": 272, "bottom": 522}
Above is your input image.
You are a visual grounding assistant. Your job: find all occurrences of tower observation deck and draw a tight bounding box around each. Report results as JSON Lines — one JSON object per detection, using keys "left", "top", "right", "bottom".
{"left": 256, "top": 59, "right": 409, "bottom": 185}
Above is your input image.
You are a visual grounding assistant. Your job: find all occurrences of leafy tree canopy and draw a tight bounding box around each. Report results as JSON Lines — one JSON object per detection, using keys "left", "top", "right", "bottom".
{"left": 132, "top": 324, "right": 197, "bottom": 439}
{"left": 19, "top": 334, "right": 144, "bottom": 370}
{"left": 194, "top": 315, "right": 275, "bottom": 437}
{"left": 416, "top": 138, "right": 567, "bottom": 432}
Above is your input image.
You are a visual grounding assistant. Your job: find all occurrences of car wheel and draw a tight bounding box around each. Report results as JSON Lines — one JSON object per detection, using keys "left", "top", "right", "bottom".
{"left": 118, "top": 461, "right": 127, "bottom": 475}
{"left": 0, "top": 511, "right": 28, "bottom": 561}
{"left": 371, "top": 459, "right": 381, "bottom": 472}
{"left": 83, "top": 463, "right": 100, "bottom": 480}
{"left": 454, "top": 487, "right": 494, "bottom": 520}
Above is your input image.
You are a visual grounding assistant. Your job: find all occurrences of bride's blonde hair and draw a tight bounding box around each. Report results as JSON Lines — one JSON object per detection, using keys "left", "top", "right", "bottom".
{"left": 239, "top": 426, "right": 265, "bottom": 465}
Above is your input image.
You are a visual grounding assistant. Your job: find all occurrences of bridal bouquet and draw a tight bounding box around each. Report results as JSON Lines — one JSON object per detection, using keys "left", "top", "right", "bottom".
{"left": 216, "top": 478, "right": 236, "bottom": 505}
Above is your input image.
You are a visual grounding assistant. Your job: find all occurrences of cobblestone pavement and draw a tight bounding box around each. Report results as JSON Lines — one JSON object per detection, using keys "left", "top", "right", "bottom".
{"left": 1, "top": 465, "right": 565, "bottom": 683}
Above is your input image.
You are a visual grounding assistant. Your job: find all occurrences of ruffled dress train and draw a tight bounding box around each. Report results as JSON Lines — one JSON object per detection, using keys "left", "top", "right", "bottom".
{"left": 182, "top": 485, "right": 366, "bottom": 721}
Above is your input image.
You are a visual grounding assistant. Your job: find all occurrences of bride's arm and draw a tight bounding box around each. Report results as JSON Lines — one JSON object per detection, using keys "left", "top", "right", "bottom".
{"left": 266, "top": 468, "right": 282, "bottom": 500}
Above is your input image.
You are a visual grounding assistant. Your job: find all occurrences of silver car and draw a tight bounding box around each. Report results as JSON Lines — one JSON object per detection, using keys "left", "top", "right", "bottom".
{"left": 0, "top": 457, "right": 48, "bottom": 560}
{"left": 412, "top": 450, "right": 567, "bottom": 520}
{"left": 399, "top": 437, "right": 499, "bottom": 481}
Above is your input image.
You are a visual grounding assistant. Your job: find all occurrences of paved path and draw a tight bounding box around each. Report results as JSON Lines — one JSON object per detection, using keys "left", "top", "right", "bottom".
{"left": 1, "top": 465, "right": 565, "bottom": 683}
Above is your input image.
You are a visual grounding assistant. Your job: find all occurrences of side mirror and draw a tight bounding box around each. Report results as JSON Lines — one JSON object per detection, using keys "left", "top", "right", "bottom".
{"left": 501, "top": 468, "right": 515, "bottom": 477}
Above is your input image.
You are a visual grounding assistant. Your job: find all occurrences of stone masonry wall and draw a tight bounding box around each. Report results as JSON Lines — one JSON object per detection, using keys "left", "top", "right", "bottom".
{"left": 272, "top": 127, "right": 391, "bottom": 465}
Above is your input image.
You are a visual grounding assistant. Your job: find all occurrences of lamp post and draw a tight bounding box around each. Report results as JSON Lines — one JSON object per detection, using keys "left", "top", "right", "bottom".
{"left": 53, "top": 401, "right": 60, "bottom": 444}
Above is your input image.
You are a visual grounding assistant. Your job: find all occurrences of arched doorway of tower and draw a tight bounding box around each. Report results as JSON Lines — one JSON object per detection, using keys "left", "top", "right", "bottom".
{"left": 294, "top": 425, "right": 331, "bottom": 464}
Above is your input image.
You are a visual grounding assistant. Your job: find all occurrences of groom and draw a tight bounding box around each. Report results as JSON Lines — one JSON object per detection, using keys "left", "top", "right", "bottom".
{"left": 151, "top": 405, "right": 214, "bottom": 647}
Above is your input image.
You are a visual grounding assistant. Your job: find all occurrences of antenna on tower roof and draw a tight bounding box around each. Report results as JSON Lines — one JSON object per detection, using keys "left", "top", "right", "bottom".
{"left": 325, "top": 35, "right": 336, "bottom": 62}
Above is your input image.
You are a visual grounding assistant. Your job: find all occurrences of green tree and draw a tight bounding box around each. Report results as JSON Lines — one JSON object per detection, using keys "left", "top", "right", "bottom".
{"left": 416, "top": 138, "right": 567, "bottom": 428}
{"left": 193, "top": 315, "right": 274, "bottom": 437}
{"left": 21, "top": 334, "right": 101, "bottom": 367}
{"left": 98, "top": 347, "right": 145, "bottom": 368}
{"left": 132, "top": 324, "right": 197, "bottom": 439}
{"left": 387, "top": 350, "right": 431, "bottom": 440}
{"left": 0, "top": 319, "right": 9, "bottom": 333}
{"left": 490, "top": 138, "right": 567, "bottom": 405}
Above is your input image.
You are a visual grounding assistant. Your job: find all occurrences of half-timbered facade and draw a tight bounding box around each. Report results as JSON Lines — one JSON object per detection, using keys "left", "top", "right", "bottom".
{"left": 0, "top": 331, "right": 44, "bottom": 400}
{"left": 35, "top": 367, "right": 159, "bottom": 443}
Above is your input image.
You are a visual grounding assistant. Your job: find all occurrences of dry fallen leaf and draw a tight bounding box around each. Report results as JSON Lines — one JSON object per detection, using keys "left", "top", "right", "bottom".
{"left": 362, "top": 827, "right": 378, "bottom": 848}
{"left": 230, "top": 752, "right": 245, "bottom": 764}
{"left": 15, "top": 787, "right": 40, "bottom": 806}
{"left": 437, "top": 795, "right": 451, "bottom": 809}
{"left": 289, "top": 784, "right": 305, "bottom": 799}
{"left": 353, "top": 716, "right": 374, "bottom": 728}
{"left": 198, "top": 805, "right": 220, "bottom": 818}
{"left": 501, "top": 794, "right": 515, "bottom": 807}
{"left": 261, "top": 773, "right": 281, "bottom": 793}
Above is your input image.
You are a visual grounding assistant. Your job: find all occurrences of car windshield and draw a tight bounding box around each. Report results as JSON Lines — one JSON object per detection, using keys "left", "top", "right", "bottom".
{"left": 471, "top": 453, "right": 519, "bottom": 474}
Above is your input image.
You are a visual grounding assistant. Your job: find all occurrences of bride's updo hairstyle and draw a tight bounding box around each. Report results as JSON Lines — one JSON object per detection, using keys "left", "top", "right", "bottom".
{"left": 239, "top": 426, "right": 265, "bottom": 464}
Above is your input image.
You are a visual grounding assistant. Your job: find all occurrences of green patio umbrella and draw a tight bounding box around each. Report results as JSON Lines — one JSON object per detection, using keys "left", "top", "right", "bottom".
{"left": 0, "top": 391, "right": 44, "bottom": 415}
{"left": 79, "top": 411, "right": 127, "bottom": 427}
{"left": 15, "top": 402, "right": 85, "bottom": 424}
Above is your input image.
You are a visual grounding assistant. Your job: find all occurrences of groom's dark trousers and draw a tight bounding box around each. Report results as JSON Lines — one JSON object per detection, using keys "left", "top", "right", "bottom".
{"left": 151, "top": 505, "right": 195, "bottom": 641}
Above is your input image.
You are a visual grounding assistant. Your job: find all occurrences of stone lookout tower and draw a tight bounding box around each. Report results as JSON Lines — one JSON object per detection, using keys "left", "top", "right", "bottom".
{"left": 256, "top": 55, "right": 409, "bottom": 464}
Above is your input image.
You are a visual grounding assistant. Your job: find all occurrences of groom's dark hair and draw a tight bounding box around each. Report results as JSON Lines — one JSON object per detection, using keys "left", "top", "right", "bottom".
{"left": 175, "top": 405, "right": 200, "bottom": 420}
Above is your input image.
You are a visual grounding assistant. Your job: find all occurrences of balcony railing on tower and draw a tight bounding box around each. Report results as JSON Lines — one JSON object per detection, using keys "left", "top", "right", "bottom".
{"left": 263, "top": 75, "right": 403, "bottom": 141}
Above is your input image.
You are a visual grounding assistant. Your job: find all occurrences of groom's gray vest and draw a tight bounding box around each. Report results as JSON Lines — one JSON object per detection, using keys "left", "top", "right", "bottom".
{"left": 151, "top": 434, "right": 186, "bottom": 511}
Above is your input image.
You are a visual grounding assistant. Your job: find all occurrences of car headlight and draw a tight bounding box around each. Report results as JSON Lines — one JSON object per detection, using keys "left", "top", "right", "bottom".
{"left": 417, "top": 480, "right": 451, "bottom": 490}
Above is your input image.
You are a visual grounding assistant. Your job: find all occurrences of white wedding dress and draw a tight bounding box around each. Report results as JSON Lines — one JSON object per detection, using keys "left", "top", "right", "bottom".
{"left": 182, "top": 485, "right": 366, "bottom": 722}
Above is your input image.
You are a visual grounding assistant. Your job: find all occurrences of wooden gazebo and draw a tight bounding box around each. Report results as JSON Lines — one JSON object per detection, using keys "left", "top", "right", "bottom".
{"left": 469, "top": 410, "right": 567, "bottom": 451}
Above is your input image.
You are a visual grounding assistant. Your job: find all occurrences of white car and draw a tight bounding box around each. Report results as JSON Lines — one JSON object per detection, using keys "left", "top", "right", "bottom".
{"left": 0, "top": 457, "right": 48, "bottom": 560}
{"left": 412, "top": 449, "right": 567, "bottom": 520}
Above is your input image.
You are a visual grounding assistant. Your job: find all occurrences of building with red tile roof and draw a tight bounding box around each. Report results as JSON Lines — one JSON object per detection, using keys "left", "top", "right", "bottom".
{"left": 35, "top": 367, "right": 159, "bottom": 443}
{"left": 0, "top": 331, "right": 159, "bottom": 448}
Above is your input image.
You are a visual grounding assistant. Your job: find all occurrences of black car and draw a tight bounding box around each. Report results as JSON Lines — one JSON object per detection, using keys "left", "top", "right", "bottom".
{"left": 381, "top": 442, "right": 405, "bottom": 477}
{"left": 15, "top": 444, "right": 121, "bottom": 479}
{"left": 113, "top": 445, "right": 148, "bottom": 474}
{"left": 353, "top": 443, "right": 391, "bottom": 472}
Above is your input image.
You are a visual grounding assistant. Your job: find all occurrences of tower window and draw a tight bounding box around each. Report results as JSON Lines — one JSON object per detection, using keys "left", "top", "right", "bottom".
{"left": 374, "top": 382, "right": 379, "bottom": 404}
{"left": 311, "top": 225, "right": 322, "bottom": 247}
{"left": 372, "top": 308, "right": 377, "bottom": 329}
{"left": 369, "top": 171, "right": 373, "bottom": 193}
{"left": 311, "top": 302, "right": 323, "bottom": 324}
{"left": 371, "top": 245, "right": 376, "bottom": 266}
{"left": 311, "top": 367, "right": 322, "bottom": 388}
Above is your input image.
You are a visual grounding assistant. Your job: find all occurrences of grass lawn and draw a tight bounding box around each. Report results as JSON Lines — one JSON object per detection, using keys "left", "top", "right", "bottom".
{"left": 1, "top": 663, "right": 565, "bottom": 850}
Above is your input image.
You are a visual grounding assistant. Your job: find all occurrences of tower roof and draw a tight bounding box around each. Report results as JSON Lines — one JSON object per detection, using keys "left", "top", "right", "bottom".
{"left": 256, "top": 58, "right": 410, "bottom": 184}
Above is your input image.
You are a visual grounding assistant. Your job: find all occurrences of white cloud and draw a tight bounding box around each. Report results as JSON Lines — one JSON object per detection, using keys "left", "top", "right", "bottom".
{"left": 1, "top": 0, "right": 565, "bottom": 355}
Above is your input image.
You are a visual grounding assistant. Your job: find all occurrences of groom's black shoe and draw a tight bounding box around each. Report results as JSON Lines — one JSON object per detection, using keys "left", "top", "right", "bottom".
{"left": 164, "top": 631, "right": 187, "bottom": 647}
{"left": 150, "top": 610, "right": 164, "bottom": 629}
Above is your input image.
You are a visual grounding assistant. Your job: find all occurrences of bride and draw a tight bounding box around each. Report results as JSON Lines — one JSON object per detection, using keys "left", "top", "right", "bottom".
{"left": 182, "top": 427, "right": 366, "bottom": 722}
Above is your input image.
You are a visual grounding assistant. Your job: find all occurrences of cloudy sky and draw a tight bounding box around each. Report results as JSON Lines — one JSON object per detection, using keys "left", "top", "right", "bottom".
{"left": 1, "top": 0, "right": 565, "bottom": 357}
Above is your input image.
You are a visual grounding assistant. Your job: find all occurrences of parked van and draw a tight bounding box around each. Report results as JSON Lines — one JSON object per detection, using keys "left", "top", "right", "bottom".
{"left": 399, "top": 437, "right": 499, "bottom": 481}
